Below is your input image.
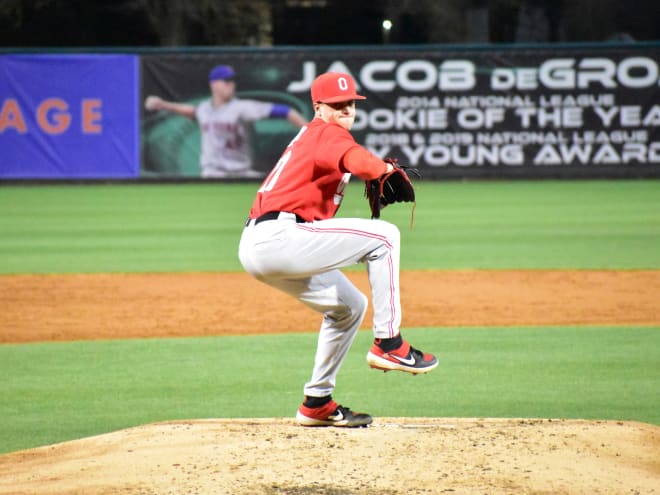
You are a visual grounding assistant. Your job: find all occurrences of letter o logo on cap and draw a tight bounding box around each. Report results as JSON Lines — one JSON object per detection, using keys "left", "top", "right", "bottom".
{"left": 310, "top": 72, "right": 366, "bottom": 103}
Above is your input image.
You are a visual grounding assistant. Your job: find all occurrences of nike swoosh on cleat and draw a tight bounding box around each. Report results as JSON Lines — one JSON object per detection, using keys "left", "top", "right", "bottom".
{"left": 389, "top": 353, "right": 416, "bottom": 366}
{"left": 329, "top": 410, "right": 344, "bottom": 422}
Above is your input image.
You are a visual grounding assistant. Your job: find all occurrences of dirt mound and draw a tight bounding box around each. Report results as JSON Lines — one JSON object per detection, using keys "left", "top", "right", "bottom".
{"left": 1, "top": 418, "right": 658, "bottom": 495}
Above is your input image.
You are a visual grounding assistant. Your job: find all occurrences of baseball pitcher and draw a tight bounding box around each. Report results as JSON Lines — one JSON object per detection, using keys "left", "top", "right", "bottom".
{"left": 239, "top": 72, "right": 438, "bottom": 428}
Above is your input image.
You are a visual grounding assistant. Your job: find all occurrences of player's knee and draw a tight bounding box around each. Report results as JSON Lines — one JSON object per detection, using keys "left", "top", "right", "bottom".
{"left": 327, "top": 291, "right": 366, "bottom": 331}
{"left": 376, "top": 219, "right": 400, "bottom": 246}
{"left": 369, "top": 220, "right": 400, "bottom": 254}
{"left": 388, "top": 223, "right": 401, "bottom": 246}
{"left": 341, "top": 291, "right": 368, "bottom": 326}
{"left": 346, "top": 292, "right": 368, "bottom": 332}
{"left": 356, "top": 292, "right": 368, "bottom": 318}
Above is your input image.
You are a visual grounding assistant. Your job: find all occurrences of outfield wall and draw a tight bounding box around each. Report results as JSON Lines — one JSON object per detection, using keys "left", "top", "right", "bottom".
{"left": 1, "top": 43, "right": 659, "bottom": 180}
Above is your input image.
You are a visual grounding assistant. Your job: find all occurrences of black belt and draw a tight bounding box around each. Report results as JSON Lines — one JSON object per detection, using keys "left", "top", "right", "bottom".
{"left": 249, "top": 211, "right": 307, "bottom": 226}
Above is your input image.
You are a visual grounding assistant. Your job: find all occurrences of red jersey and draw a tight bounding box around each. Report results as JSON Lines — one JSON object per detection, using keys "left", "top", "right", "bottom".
{"left": 249, "top": 118, "right": 384, "bottom": 222}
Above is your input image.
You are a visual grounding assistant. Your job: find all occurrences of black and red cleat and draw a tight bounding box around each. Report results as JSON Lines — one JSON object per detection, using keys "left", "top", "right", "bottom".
{"left": 367, "top": 338, "right": 438, "bottom": 374}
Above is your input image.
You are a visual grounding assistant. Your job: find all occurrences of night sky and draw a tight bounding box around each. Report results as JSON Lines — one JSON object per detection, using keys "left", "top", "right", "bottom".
{"left": 1, "top": 1, "right": 658, "bottom": 48}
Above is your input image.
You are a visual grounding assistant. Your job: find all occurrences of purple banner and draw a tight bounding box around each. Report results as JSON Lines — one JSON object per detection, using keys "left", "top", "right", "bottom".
{"left": 0, "top": 54, "right": 139, "bottom": 179}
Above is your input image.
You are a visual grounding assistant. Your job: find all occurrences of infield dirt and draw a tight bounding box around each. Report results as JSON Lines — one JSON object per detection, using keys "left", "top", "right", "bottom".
{"left": 2, "top": 269, "right": 659, "bottom": 343}
{"left": 1, "top": 269, "right": 659, "bottom": 494}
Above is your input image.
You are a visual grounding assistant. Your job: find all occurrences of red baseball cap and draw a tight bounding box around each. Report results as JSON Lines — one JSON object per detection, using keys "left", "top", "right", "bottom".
{"left": 310, "top": 72, "right": 366, "bottom": 103}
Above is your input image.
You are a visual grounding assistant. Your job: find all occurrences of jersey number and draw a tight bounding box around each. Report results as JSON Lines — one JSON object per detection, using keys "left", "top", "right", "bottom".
{"left": 258, "top": 126, "right": 307, "bottom": 193}
{"left": 258, "top": 150, "right": 291, "bottom": 192}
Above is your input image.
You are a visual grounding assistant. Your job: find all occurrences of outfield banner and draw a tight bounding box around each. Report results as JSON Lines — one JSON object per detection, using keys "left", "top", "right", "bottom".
{"left": 142, "top": 46, "right": 660, "bottom": 179}
{"left": 0, "top": 54, "right": 139, "bottom": 179}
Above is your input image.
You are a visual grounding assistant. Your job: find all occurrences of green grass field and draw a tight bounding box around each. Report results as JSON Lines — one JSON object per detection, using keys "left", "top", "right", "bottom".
{"left": 1, "top": 179, "right": 659, "bottom": 454}
{"left": 1, "top": 179, "right": 659, "bottom": 273}
{"left": 1, "top": 326, "right": 657, "bottom": 454}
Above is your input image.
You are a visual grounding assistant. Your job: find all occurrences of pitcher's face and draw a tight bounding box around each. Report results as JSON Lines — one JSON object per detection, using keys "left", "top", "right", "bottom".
{"left": 315, "top": 100, "right": 356, "bottom": 130}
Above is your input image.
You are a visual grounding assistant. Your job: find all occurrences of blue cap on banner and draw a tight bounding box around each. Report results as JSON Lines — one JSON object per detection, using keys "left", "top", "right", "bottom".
{"left": 209, "top": 65, "right": 235, "bottom": 81}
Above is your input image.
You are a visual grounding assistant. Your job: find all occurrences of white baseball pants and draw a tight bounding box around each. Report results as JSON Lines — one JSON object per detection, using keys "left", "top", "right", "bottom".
{"left": 238, "top": 212, "right": 402, "bottom": 398}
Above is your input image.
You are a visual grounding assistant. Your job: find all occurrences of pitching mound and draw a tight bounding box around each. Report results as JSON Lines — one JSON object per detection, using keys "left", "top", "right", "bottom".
{"left": 1, "top": 418, "right": 658, "bottom": 495}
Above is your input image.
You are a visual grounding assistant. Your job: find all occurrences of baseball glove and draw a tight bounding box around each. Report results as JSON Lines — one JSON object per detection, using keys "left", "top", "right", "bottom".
{"left": 365, "top": 158, "right": 420, "bottom": 221}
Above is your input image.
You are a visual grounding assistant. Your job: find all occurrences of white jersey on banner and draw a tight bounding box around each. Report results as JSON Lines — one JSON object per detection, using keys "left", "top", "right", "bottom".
{"left": 195, "top": 98, "right": 275, "bottom": 178}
